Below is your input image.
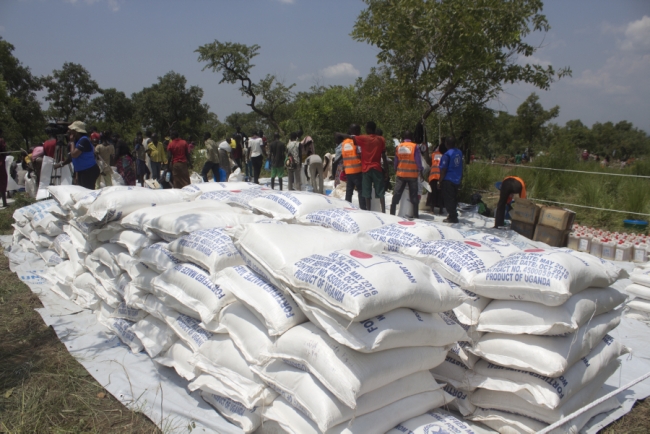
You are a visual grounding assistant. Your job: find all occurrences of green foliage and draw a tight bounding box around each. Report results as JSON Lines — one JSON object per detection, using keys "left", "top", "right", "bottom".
{"left": 351, "top": 0, "right": 571, "bottom": 121}
{"left": 42, "top": 62, "right": 100, "bottom": 122}
{"left": 84, "top": 88, "right": 137, "bottom": 136}
{"left": 131, "top": 71, "right": 209, "bottom": 140}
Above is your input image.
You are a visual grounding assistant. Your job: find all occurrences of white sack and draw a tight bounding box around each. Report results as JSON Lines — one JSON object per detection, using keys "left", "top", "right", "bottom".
{"left": 12, "top": 199, "right": 56, "bottom": 225}
{"left": 162, "top": 309, "right": 213, "bottom": 352}
{"left": 181, "top": 181, "right": 264, "bottom": 198}
{"left": 297, "top": 208, "right": 406, "bottom": 233}
{"left": 214, "top": 266, "right": 307, "bottom": 335}
{"left": 630, "top": 268, "right": 650, "bottom": 286}
{"left": 201, "top": 392, "right": 263, "bottom": 434}
{"left": 262, "top": 322, "right": 448, "bottom": 408}
{"left": 110, "top": 229, "right": 156, "bottom": 256}
{"left": 167, "top": 228, "right": 244, "bottom": 275}
{"left": 472, "top": 308, "right": 622, "bottom": 377}
{"left": 626, "top": 282, "right": 650, "bottom": 299}
{"left": 628, "top": 298, "right": 650, "bottom": 313}
{"left": 138, "top": 242, "right": 182, "bottom": 273}
{"left": 285, "top": 248, "right": 467, "bottom": 321}
{"left": 430, "top": 352, "right": 474, "bottom": 392}
{"left": 469, "top": 334, "right": 628, "bottom": 409}
{"left": 154, "top": 340, "right": 198, "bottom": 381}
{"left": 248, "top": 190, "right": 355, "bottom": 220}
{"left": 198, "top": 188, "right": 272, "bottom": 211}
{"left": 120, "top": 200, "right": 232, "bottom": 234}
{"left": 365, "top": 220, "right": 465, "bottom": 252}
{"left": 152, "top": 263, "right": 235, "bottom": 325}
{"left": 106, "top": 317, "right": 143, "bottom": 353}
{"left": 453, "top": 287, "right": 493, "bottom": 326}
{"left": 51, "top": 233, "right": 72, "bottom": 259}
{"left": 469, "top": 248, "right": 624, "bottom": 306}
{"left": 388, "top": 408, "right": 494, "bottom": 434}
{"left": 109, "top": 302, "right": 148, "bottom": 322}
{"left": 127, "top": 262, "right": 159, "bottom": 290}
{"left": 442, "top": 383, "right": 477, "bottom": 416}
{"left": 82, "top": 188, "right": 187, "bottom": 223}
{"left": 31, "top": 210, "right": 63, "bottom": 236}
{"left": 477, "top": 287, "right": 627, "bottom": 335}
{"left": 291, "top": 291, "right": 467, "bottom": 352}
{"left": 47, "top": 185, "right": 90, "bottom": 210}
{"left": 90, "top": 243, "right": 128, "bottom": 276}
{"left": 218, "top": 302, "right": 274, "bottom": 365}
{"left": 253, "top": 360, "right": 442, "bottom": 432}
{"left": 131, "top": 315, "right": 178, "bottom": 358}
{"left": 403, "top": 239, "right": 513, "bottom": 287}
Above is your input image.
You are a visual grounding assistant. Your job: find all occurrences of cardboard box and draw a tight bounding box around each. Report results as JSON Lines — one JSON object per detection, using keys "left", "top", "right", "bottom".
{"left": 510, "top": 220, "right": 536, "bottom": 239}
{"left": 510, "top": 199, "right": 542, "bottom": 225}
{"left": 534, "top": 224, "right": 570, "bottom": 247}
{"left": 538, "top": 206, "right": 576, "bottom": 231}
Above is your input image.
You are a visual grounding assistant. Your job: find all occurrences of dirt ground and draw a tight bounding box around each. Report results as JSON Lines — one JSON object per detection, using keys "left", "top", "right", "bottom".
{"left": 0, "top": 198, "right": 647, "bottom": 433}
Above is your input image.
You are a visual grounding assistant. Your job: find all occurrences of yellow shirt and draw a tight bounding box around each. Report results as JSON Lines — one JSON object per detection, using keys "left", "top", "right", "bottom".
{"left": 148, "top": 141, "right": 168, "bottom": 164}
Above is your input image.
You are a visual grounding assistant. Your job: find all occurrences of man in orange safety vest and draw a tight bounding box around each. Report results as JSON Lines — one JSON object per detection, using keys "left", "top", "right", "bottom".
{"left": 390, "top": 130, "right": 422, "bottom": 218}
{"left": 341, "top": 124, "right": 366, "bottom": 210}
{"left": 427, "top": 140, "right": 446, "bottom": 215}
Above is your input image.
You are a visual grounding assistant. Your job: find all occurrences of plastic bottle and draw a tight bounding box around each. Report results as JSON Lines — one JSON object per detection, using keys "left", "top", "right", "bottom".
{"left": 590, "top": 238, "right": 603, "bottom": 258}
{"left": 567, "top": 233, "right": 580, "bottom": 250}
{"left": 633, "top": 243, "right": 648, "bottom": 263}
{"left": 578, "top": 233, "right": 592, "bottom": 252}
{"left": 601, "top": 239, "right": 616, "bottom": 260}
{"left": 615, "top": 241, "right": 632, "bottom": 262}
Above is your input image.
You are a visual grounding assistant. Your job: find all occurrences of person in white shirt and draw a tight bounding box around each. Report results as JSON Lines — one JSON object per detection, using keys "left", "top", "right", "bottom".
{"left": 304, "top": 149, "right": 324, "bottom": 194}
{"left": 218, "top": 138, "right": 233, "bottom": 180}
{"left": 248, "top": 131, "right": 266, "bottom": 184}
{"left": 286, "top": 132, "right": 302, "bottom": 190}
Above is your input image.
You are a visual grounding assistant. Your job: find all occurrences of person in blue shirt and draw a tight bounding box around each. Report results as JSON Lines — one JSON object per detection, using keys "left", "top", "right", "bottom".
{"left": 54, "top": 121, "right": 100, "bottom": 189}
{"left": 438, "top": 137, "right": 463, "bottom": 223}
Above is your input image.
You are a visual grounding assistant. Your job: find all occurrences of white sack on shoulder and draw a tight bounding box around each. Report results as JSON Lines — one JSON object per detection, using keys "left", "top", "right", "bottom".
{"left": 214, "top": 266, "right": 307, "bottom": 335}
{"left": 366, "top": 220, "right": 465, "bottom": 252}
{"left": 291, "top": 291, "right": 467, "bottom": 352}
{"left": 472, "top": 308, "right": 622, "bottom": 377}
{"left": 232, "top": 223, "right": 384, "bottom": 286}
{"left": 469, "top": 334, "right": 628, "bottom": 409}
{"left": 298, "top": 208, "right": 406, "bottom": 233}
{"left": 262, "top": 322, "right": 448, "bottom": 408}
{"left": 403, "top": 239, "right": 511, "bottom": 287}
{"left": 477, "top": 286, "right": 627, "bottom": 335}
{"left": 167, "top": 228, "right": 244, "bottom": 275}
{"left": 284, "top": 249, "right": 467, "bottom": 321}
{"left": 469, "top": 248, "right": 624, "bottom": 306}
{"left": 218, "top": 302, "right": 274, "bottom": 365}
{"left": 252, "top": 360, "right": 442, "bottom": 432}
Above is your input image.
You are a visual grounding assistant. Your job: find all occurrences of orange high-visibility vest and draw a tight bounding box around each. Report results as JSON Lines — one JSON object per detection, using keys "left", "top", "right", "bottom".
{"left": 428, "top": 151, "right": 443, "bottom": 182}
{"left": 504, "top": 176, "right": 527, "bottom": 203}
{"left": 396, "top": 141, "right": 419, "bottom": 178}
{"left": 341, "top": 139, "right": 362, "bottom": 174}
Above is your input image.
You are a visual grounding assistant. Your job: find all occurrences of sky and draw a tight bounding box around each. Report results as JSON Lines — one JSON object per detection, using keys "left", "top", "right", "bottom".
{"left": 1, "top": 0, "right": 649, "bottom": 132}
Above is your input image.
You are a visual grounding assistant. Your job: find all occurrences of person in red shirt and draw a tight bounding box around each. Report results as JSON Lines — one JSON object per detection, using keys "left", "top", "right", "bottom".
{"left": 353, "top": 121, "right": 390, "bottom": 212}
{"left": 43, "top": 131, "right": 57, "bottom": 159}
{"left": 166, "top": 130, "right": 192, "bottom": 188}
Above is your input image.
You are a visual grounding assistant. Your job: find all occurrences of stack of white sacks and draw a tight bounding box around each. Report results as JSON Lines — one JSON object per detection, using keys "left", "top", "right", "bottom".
{"left": 9, "top": 182, "right": 630, "bottom": 434}
{"left": 624, "top": 266, "right": 650, "bottom": 323}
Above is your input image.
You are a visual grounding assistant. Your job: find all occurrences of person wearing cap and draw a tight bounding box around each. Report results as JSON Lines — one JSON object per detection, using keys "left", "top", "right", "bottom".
{"left": 94, "top": 132, "right": 114, "bottom": 188}
{"left": 494, "top": 176, "right": 526, "bottom": 228}
{"left": 54, "top": 121, "right": 100, "bottom": 189}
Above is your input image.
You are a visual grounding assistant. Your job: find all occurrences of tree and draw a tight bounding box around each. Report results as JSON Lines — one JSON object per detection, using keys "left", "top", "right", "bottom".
{"left": 42, "top": 62, "right": 100, "bottom": 121}
{"left": 196, "top": 41, "right": 295, "bottom": 136}
{"left": 0, "top": 37, "right": 45, "bottom": 147}
{"left": 513, "top": 93, "right": 559, "bottom": 152}
{"left": 351, "top": 0, "right": 571, "bottom": 122}
{"left": 132, "top": 71, "right": 209, "bottom": 139}
{"left": 86, "top": 88, "right": 136, "bottom": 135}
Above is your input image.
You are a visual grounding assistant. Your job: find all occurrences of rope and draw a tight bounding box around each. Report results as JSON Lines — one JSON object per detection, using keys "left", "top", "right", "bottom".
{"left": 527, "top": 198, "right": 650, "bottom": 218}
{"left": 473, "top": 161, "right": 650, "bottom": 179}
{"left": 536, "top": 371, "right": 650, "bottom": 434}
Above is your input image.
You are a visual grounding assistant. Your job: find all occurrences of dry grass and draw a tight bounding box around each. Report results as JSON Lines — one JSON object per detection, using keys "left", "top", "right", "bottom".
{"left": 603, "top": 399, "right": 650, "bottom": 433}
{"left": 0, "top": 200, "right": 159, "bottom": 433}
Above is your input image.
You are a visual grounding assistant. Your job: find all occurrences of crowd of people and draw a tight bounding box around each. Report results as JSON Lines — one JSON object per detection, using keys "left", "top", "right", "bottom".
{"left": 9, "top": 120, "right": 468, "bottom": 222}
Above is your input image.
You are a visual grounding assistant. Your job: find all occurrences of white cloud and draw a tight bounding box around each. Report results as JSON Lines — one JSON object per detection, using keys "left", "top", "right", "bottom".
{"left": 621, "top": 15, "right": 650, "bottom": 53}
{"left": 64, "top": 0, "right": 120, "bottom": 12}
{"left": 107, "top": 0, "right": 120, "bottom": 11}
{"left": 320, "top": 62, "right": 360, "bottom": 78}
{"left": 277, "top": 0, "right": 295, "bottom": 4}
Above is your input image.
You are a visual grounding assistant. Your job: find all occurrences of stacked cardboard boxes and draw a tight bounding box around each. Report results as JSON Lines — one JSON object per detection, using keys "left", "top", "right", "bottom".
{"left": 533, "top": 206, "right": 576, "bottom": 247}
{"left": 509, "top": 199, "right": 541, "bottom": 239}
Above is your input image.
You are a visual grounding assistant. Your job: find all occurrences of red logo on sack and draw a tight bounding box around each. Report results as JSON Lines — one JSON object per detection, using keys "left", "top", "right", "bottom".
{"left": 525, "top": 249, "right": 545, "bottom": 253}
{"left": 464, "top": 241, "right": 482, "bottom": 247}
{"left": 398, "top": 221, "right": 416, "bottom": 226}
{"left": 350, "top": 250, "right": 373, "bottom": 259}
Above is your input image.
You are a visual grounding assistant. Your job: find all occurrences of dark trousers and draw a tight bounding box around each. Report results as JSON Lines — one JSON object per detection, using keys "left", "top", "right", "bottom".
{"left": 495, "top": 178, "right": 523, "bottom": 227}
{"left": 441, "top": 180, "right": 459, "bottom": 221}
{"left": 201, "top": 161, "right": 220, "bottom": 182}
{"left": 77, "top": 164, "right": 101, "bottom": 190}
{"left": 390, "top": 177, "right": 419, "bottom": 216}
{"left": 251, "top": 155, "right": 263, "bottom": 184}
{"left": 150, "top": 161, "right": 162, "bottom": 181}
{"left": 428, "top": 180, "right": 443, "bottom": 213}
{"left": 345, "top": 172, "right": 366, "bottom": 210}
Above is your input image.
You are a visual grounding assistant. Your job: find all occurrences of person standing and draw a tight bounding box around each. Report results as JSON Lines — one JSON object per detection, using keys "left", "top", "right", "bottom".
{"left": 43, "top": 130, "right": 57, "bottom": 159}
{"left": 494, "top": 176, "right": 526, "bottom": 228}
{"left": 166, "top": 130, "right": 191, "bottom": 189}
{"left": 340, "top": 125, "right": 366, "bottom": 210}
{"left": 218, "top": 138, "right": 232, "bottom": 181}
{"left": 94, "top": 132, "right": 115, "bottom": 188}
{"left": 304, "top": 150, "right": 324, "bottom": 194}
{"left": 0, "top": 129, "right": 8, "bottom": 207}
{"left": 286, "top": 132, "right": 302, "bottom": 190}
{"left": 54, "top": 121, "right": 100, "bottom": 190}
{"left": 390, "top": 131, "right": 421, "bottom": 218}
{"left": 115, "top": 140, "right": 137, "bottom": 186}
{"left": 231, "top": 126, "right": 246, "bottom": 176}
{"left": 134, "top": 132, "right": 149, "bottom": 186}
{"left": 438, "top": 137, "right": 463, "bottom": 223}
{"left": 427, "top": 141, "right": 445, "bottom": 214}
{"left": 353, "top": 121, "right": 390, "bottom": 212}
{"left": 147, "top": 133, "right": 166, "bottom": 181}
{"left": 201, "top": 132, "right": 220, "bottom": 182}
{"left": 269, "top": 132, "right": 285, "bottom": 190}
{"left": 248, "top": 131, "right": 265, "bottom": 184}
